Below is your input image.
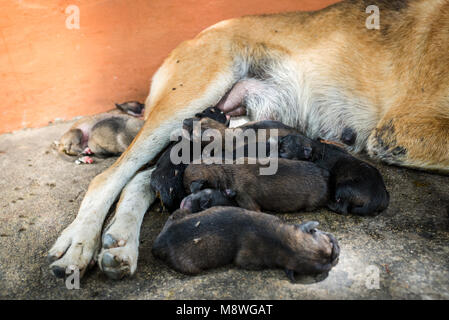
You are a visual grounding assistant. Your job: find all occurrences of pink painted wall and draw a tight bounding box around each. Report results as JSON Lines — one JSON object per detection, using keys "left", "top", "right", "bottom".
{"left": 0, "top": 0, "right": 339, "bottom": 134}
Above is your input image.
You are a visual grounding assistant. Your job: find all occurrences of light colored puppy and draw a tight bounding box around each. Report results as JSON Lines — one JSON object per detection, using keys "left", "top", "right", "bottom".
{"left": 57, "top": 102, "right": 144, "bottom": 158}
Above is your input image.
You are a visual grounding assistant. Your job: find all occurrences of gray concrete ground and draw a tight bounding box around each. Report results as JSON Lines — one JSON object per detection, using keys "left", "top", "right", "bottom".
{"left": 0, "top": 120, "right": 448, "bottom": 300}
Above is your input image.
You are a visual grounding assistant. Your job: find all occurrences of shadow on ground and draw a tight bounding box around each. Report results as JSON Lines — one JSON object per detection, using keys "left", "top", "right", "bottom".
{"left": 0, "top": 121, "right": 448, "bottom": 299}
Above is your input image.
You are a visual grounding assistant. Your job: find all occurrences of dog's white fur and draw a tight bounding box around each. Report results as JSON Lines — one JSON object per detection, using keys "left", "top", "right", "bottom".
{"left": 48, "top": 71, "right": 241, "bottom": 278}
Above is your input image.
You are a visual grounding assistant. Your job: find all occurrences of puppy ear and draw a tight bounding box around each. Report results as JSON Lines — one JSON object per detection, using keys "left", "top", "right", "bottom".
{"left": 115, "top": 103, "right": 123, "bottom": 110}
{"left": 190, "top": 180, "right": 206, "bottom": 193}
{"left": 224, "top": 189, "right": 236, "bottom": 198}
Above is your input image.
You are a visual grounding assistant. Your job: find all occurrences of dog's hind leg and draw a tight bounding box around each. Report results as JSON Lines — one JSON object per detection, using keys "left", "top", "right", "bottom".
{"left": 48, "top": 27, "right": 241, "bottom": 278}
{"left": 367, "top": 18, "right": 449, "bottom": 173}
{"left": 366, "top": 102, "right": 449, "bottom": 173}
{"left": 98, "top": 167, "right": 155, "bottom": 280}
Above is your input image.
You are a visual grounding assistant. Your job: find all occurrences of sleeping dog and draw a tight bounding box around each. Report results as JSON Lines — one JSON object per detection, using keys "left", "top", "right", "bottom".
{"left": 183, "top": 158, "right": 330, "bottom": 213}
{"left": 49, "top": 0, "right": 449, "bottom": 280}
{"left": 57, "top": 101, "right": 145, "bottom": 159}
{"left": 279, "top": 134, "right": 389, "bottom": 216}
{"left": 152, "top": 206, "right": 340, "bottom": 281}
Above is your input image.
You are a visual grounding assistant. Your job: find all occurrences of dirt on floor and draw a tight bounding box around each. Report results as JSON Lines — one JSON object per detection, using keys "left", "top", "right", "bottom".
{"left": 0, "top": 120, "right": 448, "bottom": 299}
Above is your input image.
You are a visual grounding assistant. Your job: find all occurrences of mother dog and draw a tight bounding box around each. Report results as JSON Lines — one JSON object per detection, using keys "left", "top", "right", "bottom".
{"left": 48, "top": 0, "right": 449, "bottom": 279}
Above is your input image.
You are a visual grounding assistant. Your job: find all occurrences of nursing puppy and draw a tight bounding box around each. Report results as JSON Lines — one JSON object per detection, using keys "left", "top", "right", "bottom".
{"left": 279, "top": 134, "right": 389, "bottom": 216}
{"left": 152, "top": 206, "right": 340, "bottom": 280}
{"left": 183, "top": 117, "right": 301, "bottom": 164}
{"left": 150, "top": 107, "right": 229, "bottom": 211}
{"left": 151, "top": 112, "right": 293, "bottom": 211}
{"left": 183, "top": 117, "right": 299, "bottom": 148}
{"left": 58, "top": 101, "right": 144, "bottom": 157}
{"left": 183, "top": 158, "right": 329, "bottom": 212}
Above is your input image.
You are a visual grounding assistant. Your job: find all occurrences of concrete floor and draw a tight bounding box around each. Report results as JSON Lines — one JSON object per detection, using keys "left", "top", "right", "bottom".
{"left": 0, "top": 120, "right": 448, "bottom": 300}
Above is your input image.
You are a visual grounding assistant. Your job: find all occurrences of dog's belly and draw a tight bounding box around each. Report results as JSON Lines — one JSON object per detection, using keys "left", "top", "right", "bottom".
{"left": 216, "top": 72, "right": 378, "bottom": 152}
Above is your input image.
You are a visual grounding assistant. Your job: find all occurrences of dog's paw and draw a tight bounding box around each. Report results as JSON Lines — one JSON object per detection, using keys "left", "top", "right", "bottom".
{"left": 97, "top": 217, "right": 140, "bottom": 280}
{"left": 98, "top": 244, "right": 138, "bottom": 280}
{"left": 47, "top": 223, "right": 100, "bottom": 278}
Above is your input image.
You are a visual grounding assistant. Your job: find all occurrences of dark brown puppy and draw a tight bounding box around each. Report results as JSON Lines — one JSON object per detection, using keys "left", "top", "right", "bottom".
{"left": 152, "top": 206, "right": 340, "bottom": 280}
{"left": 279, "top": 134, "right": 389, "bottom": 216}
{"left": 150, "top": 106, "right": 229, "bottom": 211}
{"left": 183, "top": 158, "right": 329, "bottom": 212}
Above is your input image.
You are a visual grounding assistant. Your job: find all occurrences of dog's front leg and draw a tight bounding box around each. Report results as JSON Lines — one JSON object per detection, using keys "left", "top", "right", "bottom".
{"left": 48, "top": 25, "right": 239, "bottom": 278}
{"left": 47, "top": 119, "right": 175, "bottom": 278}
{"left": 97, "top": 167, "right": 155, "bottom": 280}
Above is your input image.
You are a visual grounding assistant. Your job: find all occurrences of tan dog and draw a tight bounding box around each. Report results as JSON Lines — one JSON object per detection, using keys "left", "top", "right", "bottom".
{"left": 48, "top": 0, "right": 449, "bottom": 280}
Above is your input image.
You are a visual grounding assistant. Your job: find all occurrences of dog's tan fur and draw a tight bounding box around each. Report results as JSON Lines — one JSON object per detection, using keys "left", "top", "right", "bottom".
{"left": 48, "top": 0, "right": 449, "bottom": 278}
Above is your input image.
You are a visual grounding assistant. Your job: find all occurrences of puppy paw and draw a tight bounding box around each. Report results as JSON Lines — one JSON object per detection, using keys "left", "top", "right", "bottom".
{"left": 82, "top": 147, "right": 93, "bottom": 155}
{"left": 75, "top": 156, "right": 94, "bottom": 165}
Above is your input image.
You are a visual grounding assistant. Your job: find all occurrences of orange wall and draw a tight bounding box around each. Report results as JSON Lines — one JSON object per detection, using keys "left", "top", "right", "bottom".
{"left": 0, "top": 0, "right": 339, "bottom": 134}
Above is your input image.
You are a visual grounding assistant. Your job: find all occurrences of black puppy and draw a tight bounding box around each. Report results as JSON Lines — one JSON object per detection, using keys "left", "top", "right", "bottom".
{"left": 152, "top": 206, "right": 340, "bottom": 281}
{"left": 150, "top": 107, "right": 228, "bottom": 211}
{"left": 279, "top": 134, "right": 389, "bottom": 216}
